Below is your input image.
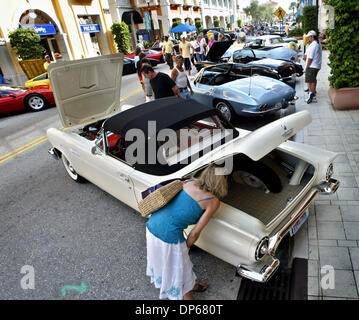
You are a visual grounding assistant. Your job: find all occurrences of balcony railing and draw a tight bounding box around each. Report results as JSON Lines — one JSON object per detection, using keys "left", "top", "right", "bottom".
{"left": 134, "top": 0, "right": 159, "bottom": 8}
{"left": 169, "top": 0, "right": 183, "bottom": 5}
{"left": 184, "top": 0, "right": 194, "bottom": 6}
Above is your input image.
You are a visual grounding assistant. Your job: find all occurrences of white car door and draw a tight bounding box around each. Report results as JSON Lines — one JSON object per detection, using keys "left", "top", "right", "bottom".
{"left": 85, "top": 133, "right": 138, "bottom": 210}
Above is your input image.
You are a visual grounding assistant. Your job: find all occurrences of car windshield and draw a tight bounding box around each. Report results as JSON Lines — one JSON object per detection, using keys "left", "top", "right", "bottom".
{"left": 271, "top": 38, "right": 284, "bottom": 44}
{"left": 34, "top": 73, "right": 48, "bottom": 81}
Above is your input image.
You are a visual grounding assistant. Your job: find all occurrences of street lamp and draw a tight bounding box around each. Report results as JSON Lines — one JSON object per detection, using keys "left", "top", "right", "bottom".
{"left": 146, "top": 0, "right": 154, "bottom": 41}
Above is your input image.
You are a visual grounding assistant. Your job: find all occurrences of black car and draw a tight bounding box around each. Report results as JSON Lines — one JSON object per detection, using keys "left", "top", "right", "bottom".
{"left": 122, "top": 57, "right": 159, "bottom": 75}
{"left": 194, "top": 43, "right": 302, "bottom": 88}
{"left": 231, "top": 48, "right": 303, "bottom": 80}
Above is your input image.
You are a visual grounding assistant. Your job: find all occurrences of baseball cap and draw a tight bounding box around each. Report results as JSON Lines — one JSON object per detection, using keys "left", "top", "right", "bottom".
{"left": 307, "top": 30, "right": 317, "bottom": 37}
{"left": 180, "top": 34, "right": 186, "bottom": 38}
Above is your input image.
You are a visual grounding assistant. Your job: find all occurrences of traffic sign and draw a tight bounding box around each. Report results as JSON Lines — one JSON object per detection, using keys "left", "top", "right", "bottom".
{"left": 274, "top": 7, "right": 286, "bottom": 20}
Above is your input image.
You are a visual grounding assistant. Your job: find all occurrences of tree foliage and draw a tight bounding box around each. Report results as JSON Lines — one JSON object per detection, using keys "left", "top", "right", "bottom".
{"left": 302, "top": 6, "right": 317, "bottom": 33}
{"left": 111, "top": 22, "right": 131, "bottom": 54}
{"left": 243, "top": 0, "right": 274, "bottom": 23}
{"left": 237, "top": 19, "right": 242, "bottom": 28}
{"left": 8, "top": 28, "right": 44, "bottom": 60}
{"left": 324, "top": 0, "right": 359, "bottom": 89}
{"left": 213, "top": 19, "right": 220, "bottom": 28}
{"left": 195, "top": 20, "right": 202, "bottom": 31}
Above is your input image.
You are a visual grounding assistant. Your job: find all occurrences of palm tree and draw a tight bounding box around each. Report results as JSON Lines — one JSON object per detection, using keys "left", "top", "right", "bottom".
{"left": 289, "top": 1, "right": 297, "bottom": 17}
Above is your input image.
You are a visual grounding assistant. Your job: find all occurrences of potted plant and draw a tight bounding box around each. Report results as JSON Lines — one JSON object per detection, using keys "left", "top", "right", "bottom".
{"left": 8, "top": 28, "right": 46, "bottom": 79}
{"left": 111, "top": 22, "right": 131, "bottom": 54}
{"left": 325, "top": 0, "right": 359, "bottom": 110}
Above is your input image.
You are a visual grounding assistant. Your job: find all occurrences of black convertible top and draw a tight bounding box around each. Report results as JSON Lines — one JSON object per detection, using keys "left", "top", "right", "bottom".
{"left": 103, "top": 97, "right": 220, "bottom": 138}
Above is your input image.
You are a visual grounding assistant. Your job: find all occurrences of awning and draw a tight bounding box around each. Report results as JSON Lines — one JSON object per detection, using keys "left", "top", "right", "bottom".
{"left": 121, "top": 10, "right": 143, "bottom": 25}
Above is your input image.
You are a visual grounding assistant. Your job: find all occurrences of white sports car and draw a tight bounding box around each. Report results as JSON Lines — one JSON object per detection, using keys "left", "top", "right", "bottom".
{"left": 46, "top": 54, "right": 339, "bottom": 282}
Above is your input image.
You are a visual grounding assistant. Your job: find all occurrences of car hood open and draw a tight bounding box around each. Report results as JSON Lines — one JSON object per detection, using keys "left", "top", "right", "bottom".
{"left": 48, "top": 53, "right": 123, "bottom": 128}
{"left": 206, "top": 40, "right": 234, "bottom": 62}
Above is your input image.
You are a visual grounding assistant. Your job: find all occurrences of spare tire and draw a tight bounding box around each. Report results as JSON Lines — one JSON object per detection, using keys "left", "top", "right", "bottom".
{"left": 232, "top": 154, "right": 282, "bottom": 193}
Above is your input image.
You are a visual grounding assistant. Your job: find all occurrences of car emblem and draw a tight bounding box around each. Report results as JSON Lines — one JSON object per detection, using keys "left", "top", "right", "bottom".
{"left": 281, "top": 124, "right": 293, "bottom": 137}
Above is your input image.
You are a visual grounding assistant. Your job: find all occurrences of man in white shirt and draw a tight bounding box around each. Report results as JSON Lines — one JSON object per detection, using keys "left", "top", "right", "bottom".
{"left": 304, "top": 30, "right": 322, "bottom": 104}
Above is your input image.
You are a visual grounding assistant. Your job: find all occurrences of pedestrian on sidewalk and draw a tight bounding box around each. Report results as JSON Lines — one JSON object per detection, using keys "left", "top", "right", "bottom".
{"left": 162, "top": 36, "right": 174, "bottom": 70}
{"left": 137, "top": 55, "right": 153, "bottom": 102}
{"left": 171, "top": 55, "right": 194, "bottom": 100}
{"left": 141, "top": 65, "right": 181, "bottom": 99}
{"left": 179, "top": 35, "right": 195, "bottom": 76}
{"left": 146, "top": 165, "right": 228, "bottom": 300}
{"left": 43, "top": 55, "right": 52, "bottom": 71}
{"left": 135, "top": 50, "right": 145, "bottom": 96}
{"left": 193, "top": 35, "right": 206, "bottom": 62}
{"left": 304, "top": 30, "right": 322, "bottom": 104}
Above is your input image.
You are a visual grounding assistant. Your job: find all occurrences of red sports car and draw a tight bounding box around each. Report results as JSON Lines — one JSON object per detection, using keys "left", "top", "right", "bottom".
{"left": 0, "top": 85, "right": 55, "bottom": 114}
{"left": 125, "top": 49, "right": 164, "bottom": 63}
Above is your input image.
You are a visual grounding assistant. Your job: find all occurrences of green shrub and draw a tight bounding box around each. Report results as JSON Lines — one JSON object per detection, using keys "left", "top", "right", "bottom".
{"left": 324, "top": 0, "right": 359, "bottom": 89}
{"left": 195, "top": 20, "right": 202, "bottom": 31}
{"left": 288, "top": 27, "right": 304, "bottom": 37}
{"left": 214, "top": 19, "right": 220, "bottom": 28}
{"left": 8, "top": 28, "right": 44, "bottom": 60}
{"left": 237, "top": 19, "right": 242, "bottom": 28}
{"left": 111, "top": 22, "right": 131, "bottom": 54}
{"left": 303, "top": 6, "right": 317, "bottom": 33}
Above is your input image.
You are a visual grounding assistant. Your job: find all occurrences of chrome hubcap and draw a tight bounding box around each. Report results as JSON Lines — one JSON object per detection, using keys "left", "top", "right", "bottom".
{"left": 216, "top": 103, "right": 231, "bottom": 121}
{"left": 28, "top": 96, "right": 44, "bottom": 110}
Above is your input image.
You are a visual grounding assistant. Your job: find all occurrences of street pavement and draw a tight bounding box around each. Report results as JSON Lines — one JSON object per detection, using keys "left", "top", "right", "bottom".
{"left": 294, "top": 49, "right": 359, "bottom": 300}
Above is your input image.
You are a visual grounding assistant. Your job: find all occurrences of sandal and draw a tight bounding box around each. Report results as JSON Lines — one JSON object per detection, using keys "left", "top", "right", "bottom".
{"left": 192, "top": 282, "right": 209, "bottom": 293}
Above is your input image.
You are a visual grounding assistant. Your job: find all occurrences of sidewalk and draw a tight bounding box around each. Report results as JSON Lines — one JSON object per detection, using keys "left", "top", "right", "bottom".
{"left": 297, "top": 50, "right": 359, "bottom": 300}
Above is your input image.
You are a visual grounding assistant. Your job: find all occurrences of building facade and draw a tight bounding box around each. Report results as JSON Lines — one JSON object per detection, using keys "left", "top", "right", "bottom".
{"left": 118, "top": 0, "right": 244, "bottom": 38}
{"left": 0, "top": 0, "right": 116, "bottom": 85}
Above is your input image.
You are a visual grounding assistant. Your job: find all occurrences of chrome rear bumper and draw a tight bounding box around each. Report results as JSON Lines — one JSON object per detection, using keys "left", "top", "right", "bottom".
{"left": 237, "top": 178, "right": 340, "bottom": 282}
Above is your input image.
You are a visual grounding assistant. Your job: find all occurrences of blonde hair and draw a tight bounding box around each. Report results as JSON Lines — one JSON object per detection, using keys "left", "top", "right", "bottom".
{"left": 195, "top": 164, "right": 228, "bottom": 199}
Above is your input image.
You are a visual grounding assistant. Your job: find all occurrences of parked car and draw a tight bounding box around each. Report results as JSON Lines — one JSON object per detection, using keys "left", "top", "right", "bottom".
{"left": 269, "top": 25, "right": 286, "bottom": 36}
{"left": 125, "top": 49, "right": 164, "bottom": 63}
{"left": 230, "top": 46, "right": 299, "bottom": 63}
{"left": 46, "top": 53, "right": 339, "bottom": 283}
{"left": 122, "top": 57, "right": 137, "bottom": 75}
{"left": 25, "top": 72, "right": 50, "bottom": 88}
{"left": 231, "top": 48, "right": 303, "bottom": 78}
{"left": 0, "top": 85, "right": 55, "bottom": 114}
{"left": 195, "top": 45, "right": 302, "bottom": 88}
{"left": 191, "top": 64, "right": 297, "bottom": 121}
{"left": 246, "top": 35, "right": 300, "bottom": 52}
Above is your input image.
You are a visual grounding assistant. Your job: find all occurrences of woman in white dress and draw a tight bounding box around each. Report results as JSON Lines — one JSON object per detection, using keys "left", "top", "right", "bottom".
{"left": 146, "top": 164, "right": 228, "bottom": 300}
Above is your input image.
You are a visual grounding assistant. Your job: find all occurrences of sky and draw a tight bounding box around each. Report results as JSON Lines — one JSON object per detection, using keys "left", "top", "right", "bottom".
{"left": 240, "top": 0, "right": 297, "bottom": 12}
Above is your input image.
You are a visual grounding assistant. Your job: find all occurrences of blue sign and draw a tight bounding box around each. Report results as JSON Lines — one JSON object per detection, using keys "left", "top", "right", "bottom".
{"left": 20, "top": 24, "right": 56, "bottom": 35}
{"left": 144, "top": 11, "right": 151, "bottom": 31}
{"left": 80, "top": 24, "right": 100, "bottom": 33}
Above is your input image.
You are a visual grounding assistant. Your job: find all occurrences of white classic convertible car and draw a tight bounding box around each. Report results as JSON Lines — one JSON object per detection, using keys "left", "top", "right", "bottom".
{"left": 46, "top": 54, "right": 339, "bottom": 282}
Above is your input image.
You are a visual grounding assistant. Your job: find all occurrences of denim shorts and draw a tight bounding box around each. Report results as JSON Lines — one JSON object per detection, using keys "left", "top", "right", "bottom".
{"left": 184, "top": 58, "right": 192, "bottom": 70}
{"left": 178, "top": 87, "right": 191, "bottom": 99}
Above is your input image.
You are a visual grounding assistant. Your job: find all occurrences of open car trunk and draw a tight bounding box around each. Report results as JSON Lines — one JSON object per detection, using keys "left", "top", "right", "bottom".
{"left": 220, "top": 150, "right": 314, "bottom": 227}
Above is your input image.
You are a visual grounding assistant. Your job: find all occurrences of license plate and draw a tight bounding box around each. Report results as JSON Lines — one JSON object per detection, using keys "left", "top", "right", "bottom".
{"left": 290, "top": 209, "right": 309, "bottom": 236}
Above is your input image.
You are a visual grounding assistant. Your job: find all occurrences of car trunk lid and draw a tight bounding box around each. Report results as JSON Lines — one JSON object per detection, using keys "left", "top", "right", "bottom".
{"left": 48, "top": 53, "right": 123, "bottom": 128}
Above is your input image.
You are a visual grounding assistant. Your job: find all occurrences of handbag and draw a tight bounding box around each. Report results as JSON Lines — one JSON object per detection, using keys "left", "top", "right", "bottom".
{"left": 195, "top": 46, "right": 201, "bottom": 52}
{"left": 138, "top": 180, "right": 183, "bottom": 217}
